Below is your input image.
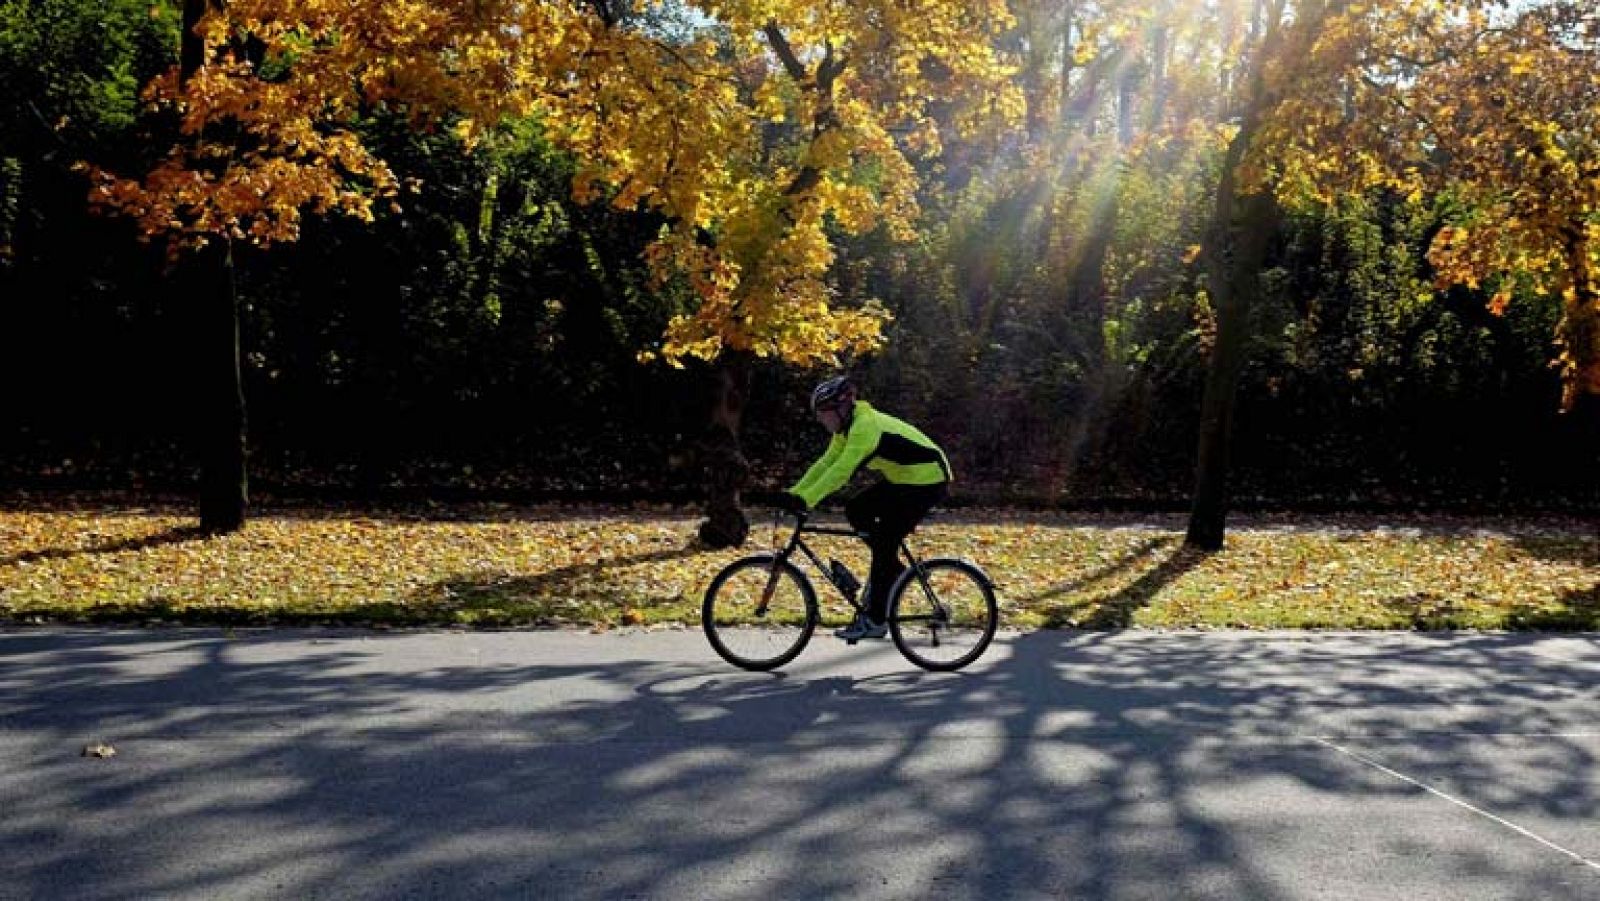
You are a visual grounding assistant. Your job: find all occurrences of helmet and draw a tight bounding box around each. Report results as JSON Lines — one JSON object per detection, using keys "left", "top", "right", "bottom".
{"left": 810, "top": 375, "right": 855, "bottom": 413}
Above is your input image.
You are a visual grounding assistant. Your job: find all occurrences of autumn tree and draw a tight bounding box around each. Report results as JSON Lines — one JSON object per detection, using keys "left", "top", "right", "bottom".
{"left": 1183, "top": 0, "right": 1345, "bottom": 549}
{"left": 88, "top": 0, "right": 1021, "bottom": 540}
{"left": 86, "top": 0, "right": 562, "bottom": 530}
{"left": 928, "top": 0, "right": 1594, "bottom": 548}
{"left": 1186, "top": 0, "right": 1598, "bottom": 549}
{"left": 1265, "top": 0, "right": 1600, "bottom": 410}
{"left": 901, "top": 0, "right": 1247, "bottom": 539}
{"left": 522, "top": 1, "right": 1023, "bottom": 546}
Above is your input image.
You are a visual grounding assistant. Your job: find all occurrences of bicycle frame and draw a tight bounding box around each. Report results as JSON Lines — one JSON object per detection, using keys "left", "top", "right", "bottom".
{"left": 759, "top": 511, "right": 943, "bottom": 624}
{"left": 705, "top": 509, "right": 996, "bottom": 671}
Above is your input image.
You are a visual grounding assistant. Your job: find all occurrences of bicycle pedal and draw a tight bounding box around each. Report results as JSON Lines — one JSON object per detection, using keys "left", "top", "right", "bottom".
{"left": 845, "top": 637, "right": 859, "bottom": 646}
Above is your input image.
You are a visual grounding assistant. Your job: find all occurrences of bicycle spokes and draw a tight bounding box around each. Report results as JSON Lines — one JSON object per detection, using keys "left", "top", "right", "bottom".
{"left": 890, "top": 560, "right": 997, "bottom": 671}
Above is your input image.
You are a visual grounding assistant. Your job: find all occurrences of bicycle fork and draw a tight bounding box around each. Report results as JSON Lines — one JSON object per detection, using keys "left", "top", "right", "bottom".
{"left": 757, "top": 557, "right": 784, "bottom": 617}
{"left": 922, "top": 576, "right": 948, "bottom": 648}
{"left": 905, "top": 548, "right": 951, "bottom": 648}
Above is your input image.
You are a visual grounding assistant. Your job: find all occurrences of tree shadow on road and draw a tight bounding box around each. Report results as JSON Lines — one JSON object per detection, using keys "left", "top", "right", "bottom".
{"left": 3, "top": 627, "right": 1596, "bottom": 899}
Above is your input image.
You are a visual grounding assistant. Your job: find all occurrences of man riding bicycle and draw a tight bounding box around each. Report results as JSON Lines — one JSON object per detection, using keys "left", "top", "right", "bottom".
{"left": 779, "top": 376, "right": 951, "bottom": 641}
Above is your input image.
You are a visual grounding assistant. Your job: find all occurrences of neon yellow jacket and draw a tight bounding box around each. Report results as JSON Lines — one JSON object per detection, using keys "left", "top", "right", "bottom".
{"left": 789, "top": 401, "right": 952, "bottom": 508}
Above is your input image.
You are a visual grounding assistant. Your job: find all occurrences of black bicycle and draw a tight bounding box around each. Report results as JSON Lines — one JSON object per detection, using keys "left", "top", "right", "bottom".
{"left": 702, "top": 509, "right": 999, "bottom": 672}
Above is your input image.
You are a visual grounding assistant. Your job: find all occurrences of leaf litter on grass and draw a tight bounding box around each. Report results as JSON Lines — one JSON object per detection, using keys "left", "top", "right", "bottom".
{"left": 0, "top": 504, "right": 1594, "bottom": 629}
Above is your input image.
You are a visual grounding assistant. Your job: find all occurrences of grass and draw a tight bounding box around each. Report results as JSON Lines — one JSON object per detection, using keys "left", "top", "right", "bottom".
{"left": 0, "top": 501, "right": 1595, "bottom": 630}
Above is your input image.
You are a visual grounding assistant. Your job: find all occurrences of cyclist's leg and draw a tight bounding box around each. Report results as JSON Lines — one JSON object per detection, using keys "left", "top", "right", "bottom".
{"left": 844, "top": 482, "right": 899, "bottom": 624}
{"left": 843, "top": 481, "right": 884, "bottom": 536}
{"left": 851, "top": 482, "right": 945, "bottom": 623}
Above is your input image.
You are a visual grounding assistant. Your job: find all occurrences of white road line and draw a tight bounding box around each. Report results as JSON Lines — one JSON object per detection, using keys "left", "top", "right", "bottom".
{"left": 1312, "top": 736, "right": 1600, "bottom": 873}
{"left": 1316, "top": 732, "right": 1600, "bottom": 740}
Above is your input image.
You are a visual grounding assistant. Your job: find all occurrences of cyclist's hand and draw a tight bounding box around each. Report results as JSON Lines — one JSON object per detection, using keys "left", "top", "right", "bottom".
{"left": 776, "top": 492, "right": 808, "bottom": 514}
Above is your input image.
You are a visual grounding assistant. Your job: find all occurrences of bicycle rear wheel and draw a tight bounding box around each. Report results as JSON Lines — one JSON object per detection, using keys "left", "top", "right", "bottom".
{"left": 702, "top": 555, "right": 817, "bottom": 671}
{"left": 888, "top": 559, "right": 998, "bottom": 672}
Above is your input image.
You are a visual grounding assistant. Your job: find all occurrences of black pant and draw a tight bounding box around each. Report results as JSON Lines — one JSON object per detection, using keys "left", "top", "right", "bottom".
{"left": 845, "top": 481, "right": 948, "bottom": 622}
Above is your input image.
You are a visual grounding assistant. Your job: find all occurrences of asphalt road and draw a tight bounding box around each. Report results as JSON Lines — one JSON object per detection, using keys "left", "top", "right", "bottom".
{"left": 2, "top": 627, "right": 1598, "bottom": 900}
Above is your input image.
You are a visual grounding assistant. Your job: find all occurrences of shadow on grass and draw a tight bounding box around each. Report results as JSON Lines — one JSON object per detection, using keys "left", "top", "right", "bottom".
{"left": 406, "top": 544, "right": 712, "bottom": 624}
{"left": 1016, "top": 536, "right": 1176, "bottom": 608}
{"left": 1506, "top": 581, "right": 1600, "bottom": 630}
{"left": 0, "top": 493, "right": 706, "bottom": 525}
{"left": 1380, "top": 592, "right": 1482, "bottom": 630}
{"left": 1511, "top": 534, "right": 1600, "bottom": 567}
{"left": 3, "top": 542, "right": 713, "bottom": 629}
{"left": 1379, "top": 578, "right": 1600, "bottom": 630}
{"left": 0, "top": 525, "right": 208, "bottom": 568}
{"left": 1, "top": 598, "right": 436, "bottom": 629}
{"left": 1040, "top": 545, "right": 1209, "bottom": 629}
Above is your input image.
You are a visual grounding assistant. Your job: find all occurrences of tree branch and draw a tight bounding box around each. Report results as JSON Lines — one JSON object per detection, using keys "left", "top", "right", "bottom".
{"left": 587, "top": 0, "right": 616, "bottom": 28}
{"left": 817, "top": 41, "right": 848, "bottom": 88}
{"left": 763, "top": 22, "right": 808, "bottom": 83}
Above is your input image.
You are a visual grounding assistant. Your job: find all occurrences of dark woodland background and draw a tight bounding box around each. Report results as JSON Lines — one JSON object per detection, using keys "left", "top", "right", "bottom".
{"left": 3, "top": 1, "right": 1596, "bottom": 515}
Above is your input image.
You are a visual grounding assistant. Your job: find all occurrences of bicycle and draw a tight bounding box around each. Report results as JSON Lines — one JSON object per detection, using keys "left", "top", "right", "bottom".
{"left": 701, "top": 509, "right": 999, "bottom": 672}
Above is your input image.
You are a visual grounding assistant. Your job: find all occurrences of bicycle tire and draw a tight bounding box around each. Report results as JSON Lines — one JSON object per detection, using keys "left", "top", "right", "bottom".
{"left": 887, "top": 558, "right": 998, "bottom": 672}
{"left": 702, "top": 554, "right": 818, "bottom": 671}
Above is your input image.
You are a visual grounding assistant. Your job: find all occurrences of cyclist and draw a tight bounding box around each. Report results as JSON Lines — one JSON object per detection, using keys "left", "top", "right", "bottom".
{"left": 779, "top": 375, "right": 951, "bottom": 641}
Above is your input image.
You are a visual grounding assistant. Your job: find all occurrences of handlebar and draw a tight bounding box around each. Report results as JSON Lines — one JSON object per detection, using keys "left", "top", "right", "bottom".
{"left": 772, "top": 507, "right": 868, "bottom": 539}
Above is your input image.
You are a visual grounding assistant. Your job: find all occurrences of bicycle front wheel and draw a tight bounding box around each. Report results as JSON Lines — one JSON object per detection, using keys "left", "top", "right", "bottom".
{"left": 888, "top": 559, "right": 998, "bottom": 672}
{"left": 702, "top": 555, "right": 817, "bottom": 671}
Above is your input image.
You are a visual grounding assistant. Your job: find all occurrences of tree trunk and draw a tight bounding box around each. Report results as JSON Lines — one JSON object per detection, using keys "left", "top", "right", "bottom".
{"left": 1187, "top": 0, "right": 1332, "bottom": 550}
{"left": 181, "top": 0, "right": 246, "bottom": 533}
{"left": 1218, "top": 1, "right": 1235, "bottom": 99}
{"left": 1019, "top": 5, "right": 1046, "bottom": 143}
{"left": 181, "top": 0, "right": 217, "bottom": 77}
{"left": 1559, "top": 225, "right": 1600, "bottom": 411}
{"left": 353, "top": 280, "right": 400, "bottom": 500}
{"left": 1069, "top": 174, "right": 1119, "bottom": 364}
{"left": 1190, "top": 0, "right": 1337, "bottom": 550}
{"left": 1116, "top": 62, "right": 1139, "bottom": 147}
{"left": 1186, "top": 146, "right": 1271, "bottom": 547}
{"left": 1147, "top": 24, "right": 1170, "bottom": 132}
{"left": 697, "top": 352, "right": 754, "bottom": 548}
{"left": 1058, "top": 3, "right": 1076, "bottom": 129}
{"left": 1061, "top": 180, "right": 1121, "bottom": 469}
{"left": 194, "top": 240, "right": 247, "bottom": 533}
{"left": 1185, "top": 195, "right": 1275, "bottom": 550}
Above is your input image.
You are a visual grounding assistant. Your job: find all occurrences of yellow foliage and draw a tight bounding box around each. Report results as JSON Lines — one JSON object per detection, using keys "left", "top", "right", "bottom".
{"left": 88, "top": 0, "right": 1022, "bottom": 370}
{"left": 1251, "top": 0, "right": 1600, "bottom": 407}
{"left": 86, "top": 0, "right": 575, "bottom": 251}
{"left": 559, "top": 1, "right": 1021, "bottom": 368}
